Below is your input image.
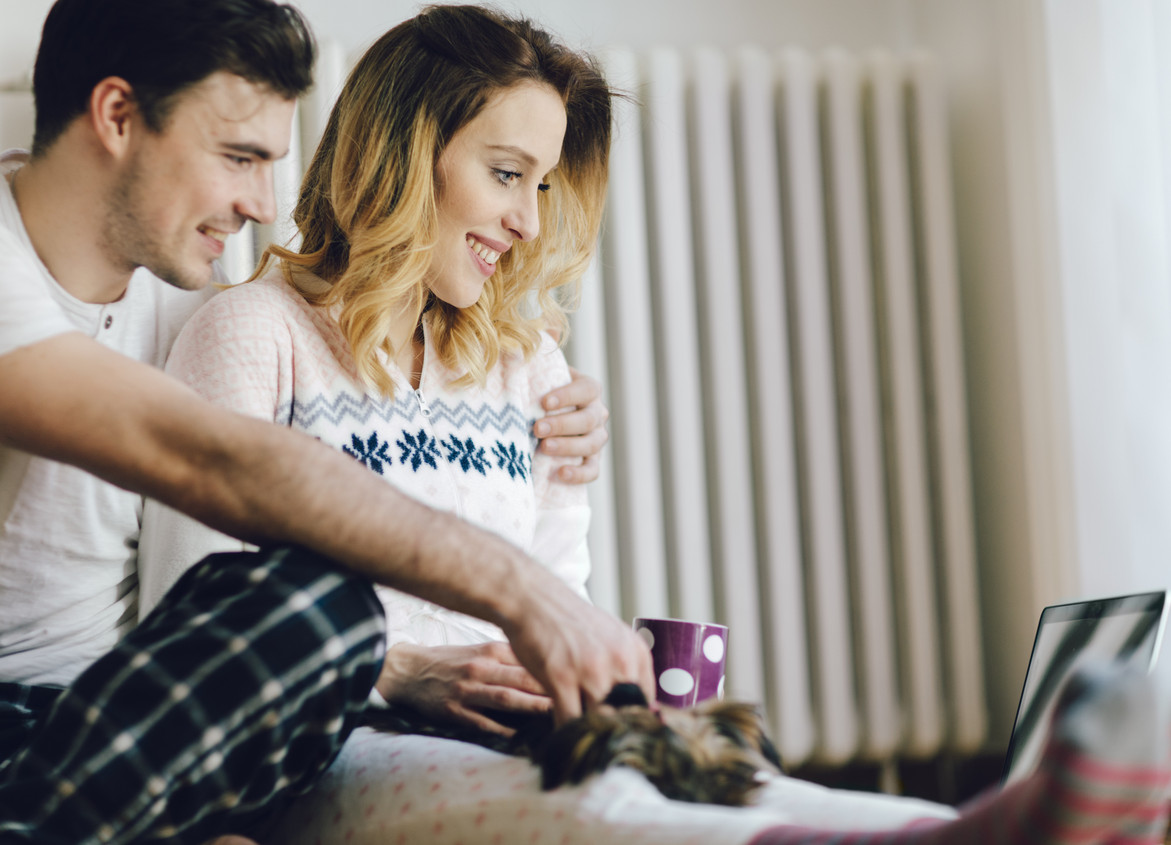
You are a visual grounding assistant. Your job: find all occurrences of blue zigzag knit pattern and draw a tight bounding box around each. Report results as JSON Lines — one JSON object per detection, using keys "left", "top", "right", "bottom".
{"left": 281, "top": 394, "right": 536, "bottom": 481}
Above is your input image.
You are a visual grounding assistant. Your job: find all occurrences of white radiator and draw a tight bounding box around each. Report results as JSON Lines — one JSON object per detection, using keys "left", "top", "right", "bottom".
{"left": 569, "top": 47, "right": 987, "bottom": 768}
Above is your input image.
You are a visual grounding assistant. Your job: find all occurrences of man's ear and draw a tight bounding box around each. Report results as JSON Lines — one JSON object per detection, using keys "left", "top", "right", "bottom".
{"left": 89, "top": 77, "right": 138, "bottom": 158}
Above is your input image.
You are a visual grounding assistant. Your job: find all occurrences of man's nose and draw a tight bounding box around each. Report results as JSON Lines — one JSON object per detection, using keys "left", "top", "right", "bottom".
{"left": 238, "top": 163, "right": 277, "bottom": 225}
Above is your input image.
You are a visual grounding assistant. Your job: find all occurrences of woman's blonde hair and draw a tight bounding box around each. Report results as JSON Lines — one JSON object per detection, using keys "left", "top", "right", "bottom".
{"left": 257, "top": 4, "right": 612, "bottom": 397}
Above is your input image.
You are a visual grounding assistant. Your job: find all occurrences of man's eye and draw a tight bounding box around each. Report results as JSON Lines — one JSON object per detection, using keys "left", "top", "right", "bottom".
{"left": 227, "top": 155, "right": 252, "bottom": 167}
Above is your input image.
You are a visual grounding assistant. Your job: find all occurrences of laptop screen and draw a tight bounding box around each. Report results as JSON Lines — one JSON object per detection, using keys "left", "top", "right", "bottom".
{"left": 1001, "top": 590, "right": 1168, "bottom": 785}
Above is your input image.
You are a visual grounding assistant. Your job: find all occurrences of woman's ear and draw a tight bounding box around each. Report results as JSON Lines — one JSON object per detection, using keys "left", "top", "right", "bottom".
{"left": 89, "top": 77, "right": 138, "bottom": 158}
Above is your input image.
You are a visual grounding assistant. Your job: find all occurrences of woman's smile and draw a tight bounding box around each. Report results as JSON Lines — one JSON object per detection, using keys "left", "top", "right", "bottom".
{"left": 466, "top": 234, "right": 505, "bottom": 274}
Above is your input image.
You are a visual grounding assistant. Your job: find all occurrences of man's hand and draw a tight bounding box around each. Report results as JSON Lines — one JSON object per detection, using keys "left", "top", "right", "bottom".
{"left": 499, "top": 571, "right": 655, "bottom": 725}
{"left": 533, "top": 367, "right": 609, "bottom": 484}
{"left": 374, "top": 642, "right": 551, "bottom": 736}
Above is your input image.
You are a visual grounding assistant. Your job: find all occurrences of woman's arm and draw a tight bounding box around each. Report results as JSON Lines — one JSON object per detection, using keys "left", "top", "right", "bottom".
{"left": 138, "top": 286, "right": 286, "bottom": 618}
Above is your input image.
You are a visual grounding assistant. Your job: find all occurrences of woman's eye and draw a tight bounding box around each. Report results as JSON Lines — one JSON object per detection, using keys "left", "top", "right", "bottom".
{"left": 493, "top": 168, "right": 522, "bottom": 186}
{"left": 538, "top": 182, "right": 551, "bottom": 193}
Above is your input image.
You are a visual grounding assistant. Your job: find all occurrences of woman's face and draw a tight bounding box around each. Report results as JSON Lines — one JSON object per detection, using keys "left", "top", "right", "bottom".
{"left": 427, "top": 82, "right": 567, "bottom": 309}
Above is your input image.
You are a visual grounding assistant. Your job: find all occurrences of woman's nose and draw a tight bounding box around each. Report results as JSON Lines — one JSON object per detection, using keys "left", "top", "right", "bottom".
{"left": 504, "top": 189, "right": 541, "bottom": 242}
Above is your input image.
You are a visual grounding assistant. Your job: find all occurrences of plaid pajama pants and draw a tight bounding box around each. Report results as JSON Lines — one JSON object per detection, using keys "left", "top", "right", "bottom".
{"left": 0, "top": 545, "right": 386, "bottom": 844}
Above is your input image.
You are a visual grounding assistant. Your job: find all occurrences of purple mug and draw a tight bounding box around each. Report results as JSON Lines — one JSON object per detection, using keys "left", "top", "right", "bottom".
{"left": 632, "top": 617, "right": 728, "bottom": 707}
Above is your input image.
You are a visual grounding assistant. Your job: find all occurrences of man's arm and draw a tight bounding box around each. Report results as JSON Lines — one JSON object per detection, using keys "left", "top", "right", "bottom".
{"left": 0, "top": 333, "right": 651, "bottom": 721}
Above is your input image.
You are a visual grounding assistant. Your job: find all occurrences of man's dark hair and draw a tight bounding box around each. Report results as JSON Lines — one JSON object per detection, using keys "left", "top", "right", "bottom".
{"left": 31, "top": 0, "right": 316, "bottom": 155}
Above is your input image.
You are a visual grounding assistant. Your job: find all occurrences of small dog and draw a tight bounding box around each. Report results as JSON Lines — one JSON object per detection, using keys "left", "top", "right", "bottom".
{"left": 362, "top": 684, "right": 784, "bottom": 806}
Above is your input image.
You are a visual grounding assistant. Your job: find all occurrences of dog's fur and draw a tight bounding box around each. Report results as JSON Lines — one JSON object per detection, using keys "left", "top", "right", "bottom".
{"left": 362, "top": 684, "right": 784, "bottom": 806}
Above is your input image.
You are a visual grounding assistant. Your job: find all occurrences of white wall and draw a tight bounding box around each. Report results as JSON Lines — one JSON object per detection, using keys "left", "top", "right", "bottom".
{"left": 0, "top": 1, "right": 52, "bottom": 84}
{"left": 289, "top": 0, "right": 916, "bottom": 56}
{"left": 1045, "top": 0, "right": 1171, "bottom": 597}
{"left": 1, "top": 0, "right": 918, "bottom": 83}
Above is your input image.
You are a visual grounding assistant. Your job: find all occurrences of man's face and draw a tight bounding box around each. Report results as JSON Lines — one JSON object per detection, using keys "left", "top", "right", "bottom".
{"left": 102, "top": 72, "right": 296, "bottom": 291}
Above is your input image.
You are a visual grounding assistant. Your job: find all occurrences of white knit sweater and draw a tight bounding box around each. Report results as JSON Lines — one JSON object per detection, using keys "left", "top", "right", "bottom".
{"left": 137, "top": 270, "right": 590, "bottom": 649}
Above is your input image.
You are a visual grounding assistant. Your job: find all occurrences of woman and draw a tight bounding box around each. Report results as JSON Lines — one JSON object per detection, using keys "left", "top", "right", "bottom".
{"left": 139, "top": 6, "right": 1171, "bottom": 845}
{"left": 139, "top": 3, "right": 605, "bottom": 738}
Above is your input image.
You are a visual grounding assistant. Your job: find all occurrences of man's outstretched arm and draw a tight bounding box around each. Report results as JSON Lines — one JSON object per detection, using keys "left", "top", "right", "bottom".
{"left": 0, "top": 332, "right": 652, "bottom": 721}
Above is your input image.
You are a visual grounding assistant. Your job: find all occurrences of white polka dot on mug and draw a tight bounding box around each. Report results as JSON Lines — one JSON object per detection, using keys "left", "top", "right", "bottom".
{"left": 631, "top": 617, "right": 729, "bottom": 708}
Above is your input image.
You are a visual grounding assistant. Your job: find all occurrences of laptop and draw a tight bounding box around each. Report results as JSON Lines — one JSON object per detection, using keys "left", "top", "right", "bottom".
{"left": 1001, "top": 589, "right": 1169, "bottom": 785}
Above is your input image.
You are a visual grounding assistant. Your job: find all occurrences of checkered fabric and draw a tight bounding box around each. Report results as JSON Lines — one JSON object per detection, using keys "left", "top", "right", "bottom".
{"left": 0, "top": 684, "right": 65, "bottom": 771}
{"left": 0, "top": 546, "right": 385, "bottom": 844}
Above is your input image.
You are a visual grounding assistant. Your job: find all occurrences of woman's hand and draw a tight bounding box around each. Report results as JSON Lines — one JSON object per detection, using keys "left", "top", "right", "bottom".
{"left": 533, "top": 367, "right": 609, "bottom": 484}
{"left": 375, "top": 641, "right": 552, "bottom": 736}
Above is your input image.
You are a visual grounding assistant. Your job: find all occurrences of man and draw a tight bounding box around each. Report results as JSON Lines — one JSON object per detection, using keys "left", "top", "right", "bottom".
{"left": 0, "top": 1, "right": 651, "bottom": 842}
